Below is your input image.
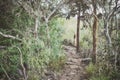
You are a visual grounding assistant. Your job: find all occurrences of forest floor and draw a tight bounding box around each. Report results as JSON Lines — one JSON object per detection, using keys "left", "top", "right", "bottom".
{"left": 43, "top": 45, "right": 89, "bottom": 80}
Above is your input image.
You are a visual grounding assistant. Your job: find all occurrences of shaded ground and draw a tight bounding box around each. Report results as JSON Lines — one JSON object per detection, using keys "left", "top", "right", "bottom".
{"left": 58, "top": 45, "right": 88, "bottom": 80}
{"left": 43, "top": 45, "right": 89, "bottom": 80}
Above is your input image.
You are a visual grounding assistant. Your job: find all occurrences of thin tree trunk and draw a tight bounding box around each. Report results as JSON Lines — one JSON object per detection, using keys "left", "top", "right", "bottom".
{"left": 114, "top": 15, "right": 118, "bottom": 70}
{"left": 104, "top": 21, "right": 112, "bottom": 46}
{"left": 34, "top": 17, "right": 39, "bottom": 38}
{"left": 45, "top": 18, "right": 50, "bottom": 48}
{"left": 76, "top": 4, "right": 80, "bottom": 53}
{"left": 92, "top": 0, "right": 98, "bottom": 63}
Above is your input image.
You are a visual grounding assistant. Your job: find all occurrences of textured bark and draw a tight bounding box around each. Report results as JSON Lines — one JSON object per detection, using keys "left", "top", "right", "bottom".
{"left": 76, "top": 4, "right": 80, "bottom": 53}
{"left": 92, "top": 0, "right": 98, "bottom": 63}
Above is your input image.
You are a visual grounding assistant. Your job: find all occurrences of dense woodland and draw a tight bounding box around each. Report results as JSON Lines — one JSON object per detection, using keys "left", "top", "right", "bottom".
{"left": 0, "top": 0, "right": 120, "bottom": 80}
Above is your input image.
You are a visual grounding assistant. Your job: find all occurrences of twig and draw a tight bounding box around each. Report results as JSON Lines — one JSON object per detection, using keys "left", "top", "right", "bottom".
{"left": 47, "top": 0, "right": 67, "bottom": 20}
{"left": 17, "top": 47, "right": 28, "bottom": 80}
{"left": 17, "top": 0, "right": 36, "bottom": 18}
{"left": 0, "top": 65, "right": 11, "bottom": 80}
{"left": 0, "top": 31, "right": 22, "bottom": 41}
{"left": 81, "top": 58, "right": 92, "bottom": 61}
{"left": 0, "top": 46, "right": 6, "bottom": 49}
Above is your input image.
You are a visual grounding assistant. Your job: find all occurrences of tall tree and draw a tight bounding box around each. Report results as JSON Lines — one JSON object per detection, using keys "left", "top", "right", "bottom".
{"left": 76, "top": 2, "right": 81, "bottom": 53}
{"left": 92, "top": 0, "right": 98, "bottom": 63}
{"left": 16, "top": 0, "right": 66, "bottom": 39}
{"left": 65, "top": 0, "right": 90, "bottom": 53}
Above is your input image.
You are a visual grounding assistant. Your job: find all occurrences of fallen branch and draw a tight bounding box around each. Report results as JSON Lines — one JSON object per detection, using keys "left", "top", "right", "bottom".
{"left": 0, "top": 65, "right": 11, "bottom": 80}
{"left": 17, "top": 47, "right": 28, "bottom": 80}
{"left": 0, "top": 31, "right": 22, "bottom": 41}
{"left": 81, "top": 58, "right": 92, "bottom": 61}
{"left": 0, "top": 46, "right": 6, "bottom": 50}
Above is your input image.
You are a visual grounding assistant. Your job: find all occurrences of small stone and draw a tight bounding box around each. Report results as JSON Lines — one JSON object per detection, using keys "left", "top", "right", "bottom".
{"left": 70, "top": 65, "right": 79, "bottom": 69}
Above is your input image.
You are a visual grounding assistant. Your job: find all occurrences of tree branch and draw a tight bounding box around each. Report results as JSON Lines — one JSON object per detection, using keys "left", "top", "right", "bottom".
{"left": 47, "top": 0, "right": 68, "bottom": 20}
{"left": 17, "top": 0, "right": 37, "bottom": 18}
{"left": 0, "top": 31, "right": 22, "bottom": 41}
{"left": 17, "top": 47, "right": 28, "bottom": 80}
{"left": 0, "top": 65, "right": 11, "bottom": 80}
{"left": 0, "top": 46, "right": 6, "bottom": 49}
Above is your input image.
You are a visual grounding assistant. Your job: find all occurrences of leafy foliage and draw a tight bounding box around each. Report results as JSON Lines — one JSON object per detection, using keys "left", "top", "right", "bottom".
{"left": 0, "top": 2, "right": 66, "bottom": 79}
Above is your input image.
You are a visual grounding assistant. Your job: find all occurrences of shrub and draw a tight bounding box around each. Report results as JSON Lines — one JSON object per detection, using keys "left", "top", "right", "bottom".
{"left": 85, "top": 62, "right": 96, "bottom": 76}
{"left": 90, "top": 75, "right": 109, "bottom": 80}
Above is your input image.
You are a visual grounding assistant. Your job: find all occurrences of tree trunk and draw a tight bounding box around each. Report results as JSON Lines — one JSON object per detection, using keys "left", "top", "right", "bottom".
{"left": 104, "top": 21, "right": 112, "bottom": 46}
{"left": 34, "top": 17, "right": 39, "bottom": 38}
{"left": 92, "top": 0, "right": 98, "bottom": 63}
{"left": 76, "top": 5, "right": 80, "bottom": 53}
{"left": 45, "top": 18, "right": 50, "bottom": 48}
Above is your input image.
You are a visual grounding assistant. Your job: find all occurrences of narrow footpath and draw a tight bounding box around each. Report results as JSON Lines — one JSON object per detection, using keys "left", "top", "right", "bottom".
{"left": 57, "top": 45, "right": 88, "bottom": 80}
{"left": 43, "top": 45, "right": 89, "bottom": 80}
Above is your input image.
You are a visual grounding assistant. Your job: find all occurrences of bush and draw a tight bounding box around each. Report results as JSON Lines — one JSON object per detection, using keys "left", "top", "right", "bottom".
{"left": 0, "top": 4, "right": 66, "bottom": 79}
{"left": 90, "top": 75, "right": 109, "bottom": 80}
{"left": 86, "top": 62, "right": 96, "bottom": 76}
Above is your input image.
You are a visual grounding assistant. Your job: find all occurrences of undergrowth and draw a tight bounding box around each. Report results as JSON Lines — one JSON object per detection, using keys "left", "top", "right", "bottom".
{"left": 0, "top": 6, "right": 66, "bottom": 80}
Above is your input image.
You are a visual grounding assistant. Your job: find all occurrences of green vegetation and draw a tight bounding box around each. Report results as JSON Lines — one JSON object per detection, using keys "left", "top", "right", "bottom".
{"left": 0, "top": 0, "right": 120, "bottom": 80}
{"left": 86, "top": 63, "right": 96, "bottom": 75}
{"left": 90, "top": 76, "right": 109, "bottom": 80}
{"left": 0, "top": 1, "right": 66, "bottom": 79}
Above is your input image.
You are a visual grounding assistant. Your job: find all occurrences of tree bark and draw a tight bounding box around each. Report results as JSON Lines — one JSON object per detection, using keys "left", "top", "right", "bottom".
{"left": 45, "top": 18, "right": 50, "bottom": 48}
{"left": 76, "top": 4, "right": 80, "bottom": 53}
{"left": 92, "top": 0, "right": 98, "bottom": 63}
{"left": 104, "top": 21, "right": 112, "bottom": 46}
{"left": 34, "top": 17, "right": 39, "bottom": 38}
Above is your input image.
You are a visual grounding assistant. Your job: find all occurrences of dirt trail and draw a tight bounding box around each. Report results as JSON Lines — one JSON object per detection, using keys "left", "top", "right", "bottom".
{"left": 57, "top": 45, "right": 88, "bottom": 80}
{"left": 43, "top": 45, "right": 89, "bottom": 80}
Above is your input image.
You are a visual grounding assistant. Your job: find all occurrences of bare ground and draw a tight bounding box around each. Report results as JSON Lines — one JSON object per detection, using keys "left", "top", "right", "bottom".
{"left": 43, "top": 45, "right": 89, "bottom": 80}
